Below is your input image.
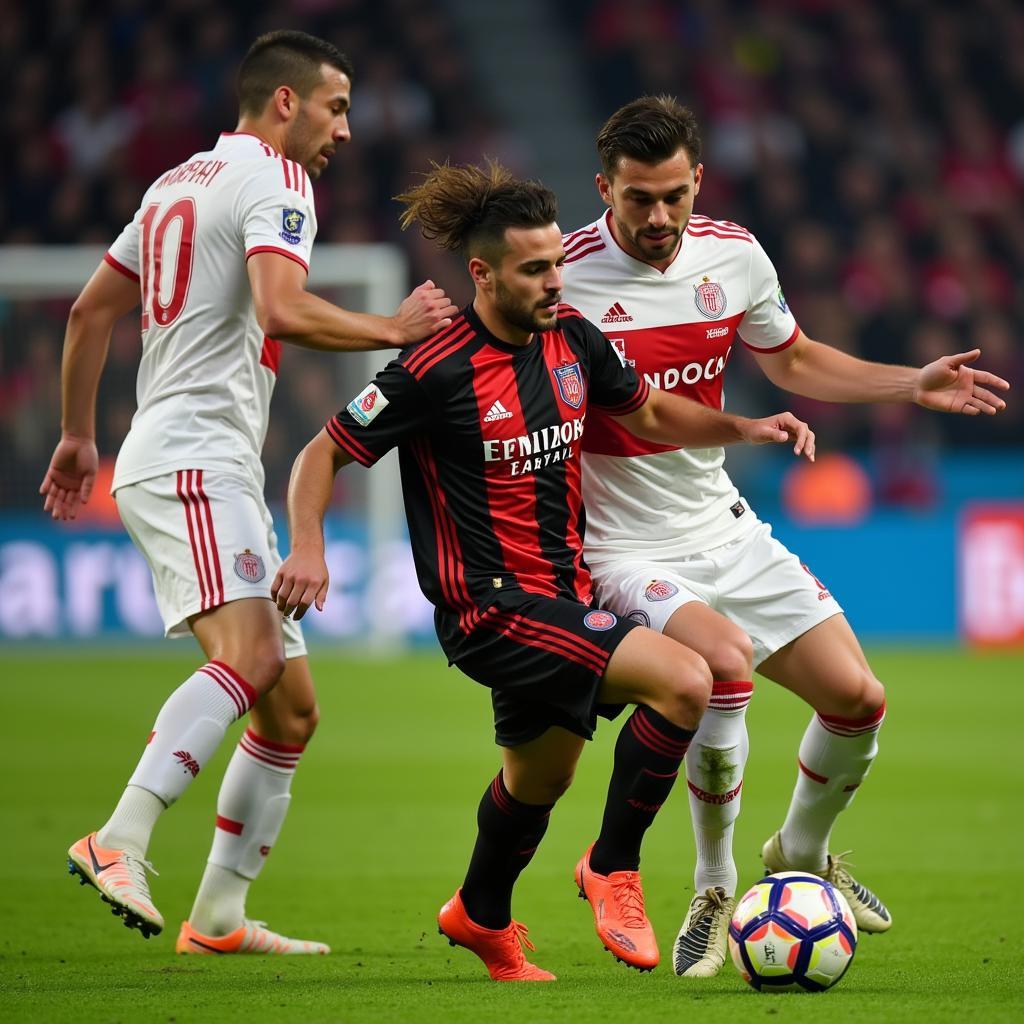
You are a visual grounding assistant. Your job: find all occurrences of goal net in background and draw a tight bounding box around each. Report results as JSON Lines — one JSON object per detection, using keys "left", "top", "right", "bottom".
{"left": 0, "top": 245, "right": 434, "bottom": 649}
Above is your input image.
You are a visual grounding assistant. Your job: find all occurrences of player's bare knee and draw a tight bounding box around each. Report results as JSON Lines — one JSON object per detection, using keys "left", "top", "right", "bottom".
{"left": 828, "top": 671, "right": 885, "bottom": 719}
{"left": 660, "top": 654, "right": 713, "bottom": 728}
{"left": 704, "top": 630, "right": 754, "bottom": 681}
{"left": 237, "top": 642, "right": 287, "bottom": 695}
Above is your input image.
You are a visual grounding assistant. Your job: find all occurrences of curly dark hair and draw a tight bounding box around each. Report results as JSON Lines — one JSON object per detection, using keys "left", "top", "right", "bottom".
{"left": 395, "top": 159, "right": 558, "bottom": 260}
{"left": 596, "top": 95, "right": 702, "bottom": 177}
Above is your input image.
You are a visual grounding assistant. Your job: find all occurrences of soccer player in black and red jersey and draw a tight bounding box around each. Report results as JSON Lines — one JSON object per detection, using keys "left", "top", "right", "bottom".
{"left": 272, "top": 161, "right": 815, "bottom": 981}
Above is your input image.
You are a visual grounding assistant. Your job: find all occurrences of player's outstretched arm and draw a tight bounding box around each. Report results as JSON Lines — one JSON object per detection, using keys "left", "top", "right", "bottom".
{"left": 272, "top": 430, "right": 353, "bottom": 620}
{"left": 753, "top": 332, "right": 1009, "bottom": 414}
{"left": 40, "top": 260, "right": 140, "bottom": 521}
{"left": 248, "top": 252, "right": 457, "bottom": 351}
{"left": 615, "top": 388, "right": 815, "bottom": 459}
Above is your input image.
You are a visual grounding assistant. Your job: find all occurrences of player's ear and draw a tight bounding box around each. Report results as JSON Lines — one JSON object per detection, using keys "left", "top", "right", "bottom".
{"left": 693, "top": 163, "right": 703, "bottom": 196}
{"left": 273, "top": 85, "right": 298, "bottom": 122}
{"left": 596, "top": 172, "right": 612, "bottom": 205}
{"left": 468, "top": 256, "right": 492, "bottom": 289}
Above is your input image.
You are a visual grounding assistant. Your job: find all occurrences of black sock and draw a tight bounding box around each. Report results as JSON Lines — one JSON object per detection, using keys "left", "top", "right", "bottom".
{"left": 590, "top": 705, "right": 694, "bottom": 875}
{"left": 460, "top": 772, "right": 554, "bottom": 929}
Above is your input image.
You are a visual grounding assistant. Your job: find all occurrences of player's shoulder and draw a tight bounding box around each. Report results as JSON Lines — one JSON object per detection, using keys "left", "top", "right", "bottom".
{"left": 238, "top": 151, "right": 313, "bottom": 203}
{"left": 685, "top": 214, "right": 754, "bottom": 244}
{"left": 562, "top": 219, "right": 608, "bottom": 266}
{"left": 399, "top": 312, "right": 480, "bottom": 383}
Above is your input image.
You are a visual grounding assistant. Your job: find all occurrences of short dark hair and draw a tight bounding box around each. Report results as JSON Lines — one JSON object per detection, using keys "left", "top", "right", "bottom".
{"left": 395, "top": 160, "right": 558, "bottom": 261}
{"left": 237, "top": 30, "right": 354, "bottom": 117}
{"left": 596, "top": 95, "right": 702, "bottom": 177}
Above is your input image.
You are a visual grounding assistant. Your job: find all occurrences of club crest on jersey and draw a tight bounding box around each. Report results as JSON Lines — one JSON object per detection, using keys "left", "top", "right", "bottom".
{"left": 776, "top": 283, "right": 789, "bottom": 313}
{"left": 645, "top": 579, "right": 679, "bottom": 602}
{"left": 584, "top": 610, "right": 617, "bottom": 631}
{"left": 694, "top": 276, "right": 727, "bottom": 319}
{"left": 280, "top": 208, "right": 305, "bottom": 244}
{"left": 234, "top": 549, "right": 266, "bottom": 583}
{"left": 347, "top": 383, "right": 389, "bottom": 426}
{"left": 553, "top": 362, "right": 585, "bottom": 409}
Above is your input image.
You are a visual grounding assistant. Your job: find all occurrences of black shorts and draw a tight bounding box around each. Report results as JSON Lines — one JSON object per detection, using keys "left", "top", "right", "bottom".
{"left": 438, "top": 590, "right": 641, "bottom": 748}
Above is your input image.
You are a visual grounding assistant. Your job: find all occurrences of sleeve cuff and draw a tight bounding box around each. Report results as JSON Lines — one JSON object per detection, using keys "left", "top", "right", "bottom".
{"left": 245, "top": 245, "right": 310, "bottom": 274}
{"left": 325, "top": 416, "right": 378, "bottom": 467}
{"left": 103, "top": 252, "right": 140, "bottom": 282}
{"left": 596, "top": 376, "right": 650, "bottom": 415}
{"left": 742, "top": 323, "right": 800, "bottom": 355}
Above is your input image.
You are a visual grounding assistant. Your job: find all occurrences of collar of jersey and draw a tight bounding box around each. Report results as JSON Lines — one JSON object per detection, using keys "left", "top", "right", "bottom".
{"left": 463, "top": 302, "right": 542, "bottom": 354}
{"left": 216, "top": 131, "right": 280, "bottom": 156}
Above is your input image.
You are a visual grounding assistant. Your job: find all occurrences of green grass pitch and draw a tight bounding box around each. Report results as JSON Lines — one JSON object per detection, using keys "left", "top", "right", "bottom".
{"left": 2, "top": 647, "right": 1021, "bottom": 1022}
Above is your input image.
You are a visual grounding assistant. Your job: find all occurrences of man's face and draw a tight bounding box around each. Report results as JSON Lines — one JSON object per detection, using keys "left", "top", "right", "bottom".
{"left": 598, "top": 148, "right": 702, "bottom": 267}
{"left": 284, "top": 64, "right": 352, "bottom": 179}
{"left": 489, "top": 224, "right": 565, "bottom": 335}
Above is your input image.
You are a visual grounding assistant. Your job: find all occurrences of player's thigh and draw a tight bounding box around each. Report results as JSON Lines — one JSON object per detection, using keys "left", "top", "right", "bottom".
{"left": 502, "top": 727, "right": 587, "bottom": 805}
{"left": 758, "top": 614, "right": 884, "bottom": 718}
{"left": 663, "top": 602, "right": 754, "bottom": 681}
{"left": 710, "top": 523, "right": 844, "bottom": 671}
{"left": 249, "top": 655, "right": 319, "bottom": 746}
{"left": 599, "top": 626, "right": 712, "bottom": 729}
{"left": 594, "top": 559, "right": 752, "bottom": 680}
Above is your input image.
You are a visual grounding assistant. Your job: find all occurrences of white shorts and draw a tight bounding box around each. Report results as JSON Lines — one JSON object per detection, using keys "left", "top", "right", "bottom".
{"left": 115, "top": 468, "right": 306, "bottom": 659}
{"left": 590, "top": 521, "right": 843, "bottom": 667}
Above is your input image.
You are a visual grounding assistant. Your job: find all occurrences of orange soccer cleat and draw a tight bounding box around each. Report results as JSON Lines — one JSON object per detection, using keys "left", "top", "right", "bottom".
{"left": 176, "top": 919, "right": 330, "bottom": 955}
{"left": 574, "top": 843, "right": 659, "bottom": 971}
{"left": 67, "top": 832, "right": 163, "bottom": 938}
{"left": 437, "top": 889, "right": 556, "bottom": 982}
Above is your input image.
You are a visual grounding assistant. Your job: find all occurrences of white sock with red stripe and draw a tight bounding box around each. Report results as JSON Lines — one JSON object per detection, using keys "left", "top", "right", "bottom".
{"left": 778, "top": 703, "right": 886, "bottom": 871}
{"left": 188, "top": 728, "right": 304, "bottom": 936}
{"left": 98, "top": 662, "right": 257, "bottom": 856}
{"left": 686, "top": 681, "right": 752, "bottom": 894}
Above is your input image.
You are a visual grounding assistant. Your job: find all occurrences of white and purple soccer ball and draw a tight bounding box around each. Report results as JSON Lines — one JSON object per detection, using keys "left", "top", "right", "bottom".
{"left": 728, "top": 871, "right": 857, "bottom": 992}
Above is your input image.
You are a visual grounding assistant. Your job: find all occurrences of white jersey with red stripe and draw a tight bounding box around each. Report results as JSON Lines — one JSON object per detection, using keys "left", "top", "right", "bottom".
{"left": 106, "top": 132, "right": 317, "bottom": 492}
{"left": 560, "top": 209, "right": 798, "bottom": 561}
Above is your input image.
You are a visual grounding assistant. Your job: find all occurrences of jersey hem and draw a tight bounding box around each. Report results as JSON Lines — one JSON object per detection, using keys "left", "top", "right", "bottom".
{"left": 111, "top": 457, "right": 261, "bottom": 494}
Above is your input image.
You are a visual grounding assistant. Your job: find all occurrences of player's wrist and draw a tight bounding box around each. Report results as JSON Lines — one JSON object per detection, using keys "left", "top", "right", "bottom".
{"left": 60, "top": 428, "right": 96, "bottom": 444}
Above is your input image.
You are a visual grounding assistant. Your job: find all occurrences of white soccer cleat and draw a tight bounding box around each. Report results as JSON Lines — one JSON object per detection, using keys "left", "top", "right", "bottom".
{"left": 672, "top": 886, "right": 736, "bottom": 977}
{"left": 762, "top": 831, "right": 892, "bottom": 933}
{"left": 176, "top": 919, "right": 330, "bottom": 954}
{"left": 67, "top": 832, "right": 164, "bottom": 938}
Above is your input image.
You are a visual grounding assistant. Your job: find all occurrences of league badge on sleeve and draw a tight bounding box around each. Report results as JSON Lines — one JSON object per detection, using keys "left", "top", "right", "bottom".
{"left": 280, "top": 208, "right": 305, "bottom": 245}
{"left": 347, "top": 382, "right": 389, "bottom": 426}
{"left": 553, "top": 361, "right": 585, "bottom": 409}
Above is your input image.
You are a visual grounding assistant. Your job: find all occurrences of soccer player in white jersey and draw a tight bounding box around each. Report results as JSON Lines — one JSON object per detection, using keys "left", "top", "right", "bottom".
{"left": 39, "top": 30, "right": 456, "bottom": 955}
{"left": 560, "top": 95, "right": 1010, "bottom": 978}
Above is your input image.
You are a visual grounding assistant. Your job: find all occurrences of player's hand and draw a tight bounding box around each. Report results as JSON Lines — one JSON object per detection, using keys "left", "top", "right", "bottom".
{"left": 914, "top": 349, "right": 1009, "bottom": 415}
{"left": 39, "top": 434, "right": 99, "bottom": 520}
{"left": 393, "top": 279, "right": 459, "bottom": 345}
{"left": 740, "top": 412, "right": 815, "bottom": 460}
{"left": 272, "top": 550, "right": 329, "bottom": 621}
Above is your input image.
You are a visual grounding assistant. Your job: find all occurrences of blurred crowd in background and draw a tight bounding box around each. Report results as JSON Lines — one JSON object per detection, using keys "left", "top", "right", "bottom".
{"left": 1, "top": 0, "right": 1021, "bottom": 514}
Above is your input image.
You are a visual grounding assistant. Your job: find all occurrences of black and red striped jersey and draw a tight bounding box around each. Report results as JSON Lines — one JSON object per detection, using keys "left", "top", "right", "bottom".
{"left": 325, "top": 302, "right": 648, "bottom": 638}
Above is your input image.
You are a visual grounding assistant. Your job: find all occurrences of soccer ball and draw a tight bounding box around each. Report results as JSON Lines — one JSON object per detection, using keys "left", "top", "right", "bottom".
{"left": 728, "top": 871, "right": 857, "bottom": 992}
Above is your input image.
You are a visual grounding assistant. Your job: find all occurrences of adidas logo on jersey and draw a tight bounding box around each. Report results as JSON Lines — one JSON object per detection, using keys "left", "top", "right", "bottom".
{"left": 484, "top": 400, "right": 514, "bottom": 422}
{"left": 601, "top": 302, "right": 634, "bottom": 323}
